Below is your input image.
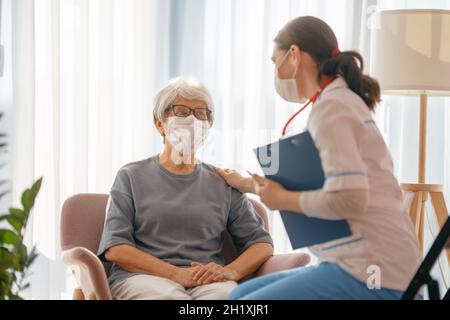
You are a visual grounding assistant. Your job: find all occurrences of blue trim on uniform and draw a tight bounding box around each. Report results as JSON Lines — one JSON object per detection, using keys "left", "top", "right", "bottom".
{"left": 320, "top": 236, "right": 364, "bottom": 251}
{"left": 326, "top": 171, "right": 367, "bottom": 179}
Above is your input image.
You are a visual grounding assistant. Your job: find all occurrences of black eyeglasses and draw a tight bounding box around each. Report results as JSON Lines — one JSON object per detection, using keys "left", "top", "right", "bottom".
{"left": 167, "top": 104, "right": 212, "bottom": 121}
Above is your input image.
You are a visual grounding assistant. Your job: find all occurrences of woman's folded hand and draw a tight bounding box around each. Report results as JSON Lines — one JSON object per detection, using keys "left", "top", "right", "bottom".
{"left": 191, "top": 262, "right": 237, "bottom": 285}
{"left": 172, "top": 265, "right": 203, "bottom": 288}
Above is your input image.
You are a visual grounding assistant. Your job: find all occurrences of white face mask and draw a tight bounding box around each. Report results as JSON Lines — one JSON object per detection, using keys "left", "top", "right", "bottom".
{"left": 274, "top": 50, "right": 306, "bottom": 103}
{"left": 165, "top": 115, "right": 210, "bottom": 163}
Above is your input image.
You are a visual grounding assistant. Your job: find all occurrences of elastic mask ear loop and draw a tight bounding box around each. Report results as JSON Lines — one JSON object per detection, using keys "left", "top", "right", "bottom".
{"left": 289, "top": 50, "right": 298, "bottom": 79}
{"left": 279, "top": 49, "right": 298, "bottom": 79}
{"left": 276, "top": 50, "right": 293, "bottom": 77}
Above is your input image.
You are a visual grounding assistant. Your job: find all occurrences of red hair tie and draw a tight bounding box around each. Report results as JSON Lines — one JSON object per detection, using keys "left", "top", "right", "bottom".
{"left": 331, "top": 48, "right": 340, "bottom": 58}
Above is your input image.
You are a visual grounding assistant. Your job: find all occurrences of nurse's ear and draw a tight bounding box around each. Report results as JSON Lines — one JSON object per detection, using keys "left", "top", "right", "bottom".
{"left": 288, "top": 44, "right": 302, "bottom": 67}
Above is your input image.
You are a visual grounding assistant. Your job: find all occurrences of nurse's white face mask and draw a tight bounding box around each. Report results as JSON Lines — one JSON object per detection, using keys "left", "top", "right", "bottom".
{"left": 274, "top": 50, "right": 306, "bottom": 103}
{"left": 165, "top": 115, "right": 210, "bottom": 163}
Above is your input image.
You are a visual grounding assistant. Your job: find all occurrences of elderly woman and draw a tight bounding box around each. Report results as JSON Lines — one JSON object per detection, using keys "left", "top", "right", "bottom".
{"left": 97, "top": 77, "right": 274, "bottom": 300}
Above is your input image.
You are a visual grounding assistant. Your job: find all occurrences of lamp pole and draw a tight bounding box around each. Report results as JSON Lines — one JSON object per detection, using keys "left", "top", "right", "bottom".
{"left": 418, "top": 94, "right": 427, "bottom": 184}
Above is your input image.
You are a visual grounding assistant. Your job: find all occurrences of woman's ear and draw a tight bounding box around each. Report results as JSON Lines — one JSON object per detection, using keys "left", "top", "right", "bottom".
{"left": 154, "top": 118, "right": 166, "bottom": 141}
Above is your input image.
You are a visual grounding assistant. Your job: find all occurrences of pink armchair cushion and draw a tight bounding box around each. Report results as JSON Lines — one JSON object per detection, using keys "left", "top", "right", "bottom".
{"left": 60, "top": 194, "right": 109, "bottom": 253}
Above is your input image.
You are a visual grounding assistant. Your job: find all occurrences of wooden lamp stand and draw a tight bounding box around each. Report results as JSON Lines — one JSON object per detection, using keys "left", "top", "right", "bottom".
{"left": 402, "top": 94, "right": 450, "bottom": 266}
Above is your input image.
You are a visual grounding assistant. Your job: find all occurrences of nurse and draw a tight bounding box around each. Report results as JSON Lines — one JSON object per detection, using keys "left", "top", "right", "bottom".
{"left": 217, "top": 16, "right": 421, "bottom": 299}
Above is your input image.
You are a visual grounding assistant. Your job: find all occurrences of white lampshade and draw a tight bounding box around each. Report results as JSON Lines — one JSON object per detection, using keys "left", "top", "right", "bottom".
{"left": 370, "top": 9, "right": 450, "bottom": 96}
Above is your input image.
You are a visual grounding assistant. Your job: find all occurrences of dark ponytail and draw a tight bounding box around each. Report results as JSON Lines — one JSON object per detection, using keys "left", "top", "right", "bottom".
{"left": 321, "top": 51, "right": 380, "bottom": 111}
{"left": 274, "top": 16, "right": 381, "bottom": 111}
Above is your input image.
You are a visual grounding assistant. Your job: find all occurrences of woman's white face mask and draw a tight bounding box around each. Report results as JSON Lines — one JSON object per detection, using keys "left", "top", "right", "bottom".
{"left": 164, "top": 115, "right": 210, "bottom": 163}
{"left": 274, "top": 50, "right": 307, "bottom": 103}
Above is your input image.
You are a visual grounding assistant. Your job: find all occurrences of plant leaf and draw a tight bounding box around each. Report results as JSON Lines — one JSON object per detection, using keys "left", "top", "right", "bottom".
{"left": 6, "top": 216, "right": 22, "bottom": 234}
{"left": 6, "top": 208, "right": 26, "bottom": 234}
{"left": 0, "top": 270, "right": 14, "bottom": 284}
{"left": 0, "top": 276, "right": 13, "bottom": 299}
{"left": 14, "top": 243, "right": 28, "bottom": 268}
{"left": 21, "top": 189, "right": 33, "bottom": 212}
{"left": 0, "top": 229, "right": 20, "bottom": 246}
{"left": 31, "top": 178, "right": 43, "bottom": 198}
{"left": 0, "top": 247, "right": 17, "bottom": 271}
{"left": 20, "top": 177, "right": 43, "bottom": 213}
{"left": 9, "top": 208, "right": 26, "bottom": 222}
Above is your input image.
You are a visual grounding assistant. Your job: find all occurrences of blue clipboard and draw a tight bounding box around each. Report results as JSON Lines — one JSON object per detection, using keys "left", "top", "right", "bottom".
{"left": 254, "top": 131, "right": 352, "bottom": 248}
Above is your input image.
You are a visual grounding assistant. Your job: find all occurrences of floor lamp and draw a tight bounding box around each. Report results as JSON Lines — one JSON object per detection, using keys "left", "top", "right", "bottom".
{"left": 371, "top": 9, "right": 450, "bottom": 266}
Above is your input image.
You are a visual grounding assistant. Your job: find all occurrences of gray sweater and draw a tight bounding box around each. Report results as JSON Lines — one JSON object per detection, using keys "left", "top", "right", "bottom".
{"left": 97, "top": 156, "right": 273, "bottom": 288}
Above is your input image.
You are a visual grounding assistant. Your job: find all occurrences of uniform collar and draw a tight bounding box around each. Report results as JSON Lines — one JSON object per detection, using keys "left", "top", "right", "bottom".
{"left": 326, "top": 76, "right": 348, "bottom": 92}
{"left": 316, "top": 76, "right": 347, "bottom": 102}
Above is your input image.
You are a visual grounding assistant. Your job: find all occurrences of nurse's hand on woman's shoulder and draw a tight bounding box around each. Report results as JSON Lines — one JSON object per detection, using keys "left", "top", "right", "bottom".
{"left": 216, "top": 168, "right": 255, "bottom": 194}
{"left": 216, "top": 168, "right": 302, "bottom": 213}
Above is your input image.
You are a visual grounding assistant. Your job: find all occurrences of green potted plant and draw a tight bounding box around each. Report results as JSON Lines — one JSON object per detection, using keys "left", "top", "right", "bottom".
{"left": 0, "top": 177, "right": 42, "bottom": 300}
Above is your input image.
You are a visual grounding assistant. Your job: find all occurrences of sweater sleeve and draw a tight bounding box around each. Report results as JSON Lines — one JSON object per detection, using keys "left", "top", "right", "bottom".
{"left": 300, "top": 188, "right": 369, "bottom": 220}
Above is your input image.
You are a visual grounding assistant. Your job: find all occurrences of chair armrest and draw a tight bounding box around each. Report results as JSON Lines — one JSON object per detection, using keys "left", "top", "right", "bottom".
{"left": 256, "top": 252, "right": 311, "bottom": 276}
{"left": 62, "top": 247, "right": 112, "bottom": 300}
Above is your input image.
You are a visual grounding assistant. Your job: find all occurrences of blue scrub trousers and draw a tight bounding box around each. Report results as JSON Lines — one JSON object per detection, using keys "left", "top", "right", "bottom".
{"left": 228, "top": 262, "right": 405, "bottom": 300}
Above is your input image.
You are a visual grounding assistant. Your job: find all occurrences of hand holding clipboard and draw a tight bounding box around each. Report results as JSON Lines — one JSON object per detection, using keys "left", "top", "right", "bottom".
{"left": 253, "top": 131, "right": 352, "bottom": 248}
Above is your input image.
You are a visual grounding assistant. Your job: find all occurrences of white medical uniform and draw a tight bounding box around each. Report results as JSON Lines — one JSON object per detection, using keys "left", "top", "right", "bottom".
{"left": 300, "top": 77, "right": 421, "bottom": 291}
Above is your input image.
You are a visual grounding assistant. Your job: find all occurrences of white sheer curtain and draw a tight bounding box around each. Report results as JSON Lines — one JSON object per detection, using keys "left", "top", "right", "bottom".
{"left": 10, "top": 0, "right": 450, "bottom": 299}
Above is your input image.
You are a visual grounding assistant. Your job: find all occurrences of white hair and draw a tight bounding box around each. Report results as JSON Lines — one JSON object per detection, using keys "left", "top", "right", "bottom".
{"left": 153, "top": 76, "right": 214, "bottom": 123}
